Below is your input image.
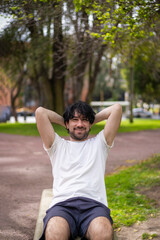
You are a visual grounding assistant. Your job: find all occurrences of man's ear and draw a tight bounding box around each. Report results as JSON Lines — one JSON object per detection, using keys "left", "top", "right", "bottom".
{"left": 65, "top": 122, "right": 69, "bottom": 129}
{"left": 65, "top": 122, "right": 69, "bottom": 133}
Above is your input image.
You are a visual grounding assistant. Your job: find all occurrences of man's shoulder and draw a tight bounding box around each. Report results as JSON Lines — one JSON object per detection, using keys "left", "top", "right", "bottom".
{"left": 87, "top": 130, "right": 104, "bottom": 142}
{"left": 54, "top": 133, "right": 70, "bottom": 145}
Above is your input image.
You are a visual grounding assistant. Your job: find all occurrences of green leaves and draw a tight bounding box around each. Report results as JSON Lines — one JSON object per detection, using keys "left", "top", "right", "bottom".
{"left": 73, "top": 0, "right": 160, "bottom": 47}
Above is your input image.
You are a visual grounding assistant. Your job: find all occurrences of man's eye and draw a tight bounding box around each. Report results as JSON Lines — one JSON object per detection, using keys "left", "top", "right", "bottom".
{"left": 82, "top": 118, "right": 89, "bottom": 122}
{"left": 73, "top": 118, "right": 78, "bottom": 121}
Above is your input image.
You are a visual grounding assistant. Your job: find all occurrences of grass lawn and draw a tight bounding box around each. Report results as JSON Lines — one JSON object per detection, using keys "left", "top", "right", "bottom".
{"left": 0, "top": 118, "right": 160, "bottom": 136}
{"left": 0, "top": 122, "right": 67, "bottom": 136}
{"left": 91, "top": 118, "right": 160, "bottom": 134}
{"left": 106, "top": 154, "right": 160, "bottom": 229}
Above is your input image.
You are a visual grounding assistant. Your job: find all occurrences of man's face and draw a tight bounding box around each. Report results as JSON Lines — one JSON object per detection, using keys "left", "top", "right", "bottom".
{"left": 66, "top": 111, "right": 91, "bottom": 141}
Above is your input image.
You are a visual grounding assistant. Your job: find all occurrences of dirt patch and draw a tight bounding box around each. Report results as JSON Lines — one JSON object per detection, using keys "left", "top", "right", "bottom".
{"left": 116, "top": 214, "right": 160, "bottom": 240}
{"left": 139, "top": 185, "right": 160, "bottom": 207}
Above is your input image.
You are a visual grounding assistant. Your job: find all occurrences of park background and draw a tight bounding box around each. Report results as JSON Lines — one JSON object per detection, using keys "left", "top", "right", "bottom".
{"left": 0, "top": 1, "right": 160, "bottom": 240}
{"left": 0, "top": 0, "right": 160, "bottom": 122}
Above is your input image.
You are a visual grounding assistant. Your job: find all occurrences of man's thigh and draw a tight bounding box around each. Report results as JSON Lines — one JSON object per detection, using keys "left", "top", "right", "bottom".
{"left": 45, "top": 216, "right": 70, "bottom": 240}
{"left": 85, "top": 216, "right": 113, "bottom": 240}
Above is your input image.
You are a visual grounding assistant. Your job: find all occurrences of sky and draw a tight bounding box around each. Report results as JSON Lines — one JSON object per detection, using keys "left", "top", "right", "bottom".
{"left": 0, "top": 15, "right": 13, "bottom": 32}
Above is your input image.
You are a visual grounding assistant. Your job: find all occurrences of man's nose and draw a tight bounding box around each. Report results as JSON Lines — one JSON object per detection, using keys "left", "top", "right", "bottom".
{"left": 77, "top": 119, "right": 83, "bottom": 126}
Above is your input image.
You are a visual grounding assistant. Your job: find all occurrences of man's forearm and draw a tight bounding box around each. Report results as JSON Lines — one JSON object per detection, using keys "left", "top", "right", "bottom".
{"left": 35, "top": 107, "right": 65, "bottom": 127}
{"left": 93, "top": 104, "right": 122, "bottom": 145}
{"left": 94, "top": 104, "right": 122, "bottom": 124}
{"left": 35, "top": 107, "right": 65, "bottom": 148}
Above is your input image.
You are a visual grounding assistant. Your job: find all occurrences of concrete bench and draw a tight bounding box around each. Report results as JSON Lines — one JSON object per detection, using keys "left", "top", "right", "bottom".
{"left": 33, "top": 189, "right": 118, "bottom": 240}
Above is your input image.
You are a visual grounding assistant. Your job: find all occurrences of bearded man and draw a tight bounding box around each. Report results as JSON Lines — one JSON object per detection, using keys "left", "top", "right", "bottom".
{"left": 35, "top": 101, "right": 122, "bottom": 240}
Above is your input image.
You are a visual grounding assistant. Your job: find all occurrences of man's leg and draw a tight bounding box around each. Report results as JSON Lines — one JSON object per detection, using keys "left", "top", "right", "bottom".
{"left": 45, "top": 216, "right": 71, "bottom": 240}
{"left": 85, "top": 216, "right": 113, "bottom": 240}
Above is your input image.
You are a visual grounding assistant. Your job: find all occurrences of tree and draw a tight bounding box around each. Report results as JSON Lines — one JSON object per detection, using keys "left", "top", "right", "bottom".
{"left": 74, "top": 0, "right": 160, "bottom": 122}
{"left": 0, "top": 0, "right": 107, "bottom": 114}
{"left": 1, "top": 0, "right": 160, "bottom": 115}
{"left": 134, "top": 39, "right": 160, "bottom": 105}
{"left": 0, "top": 24, "right": 27, "bottom": 121}
{"left": 92, "top": 54, "right": 125, "bottom": 102}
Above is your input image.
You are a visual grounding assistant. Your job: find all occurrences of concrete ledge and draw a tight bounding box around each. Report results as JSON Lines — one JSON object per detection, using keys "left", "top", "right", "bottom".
{"left": 34, "top": 189, "right": 53, "bottom": 240}
{"left": 34, "top": 189, "right": 118, "bottom": 240}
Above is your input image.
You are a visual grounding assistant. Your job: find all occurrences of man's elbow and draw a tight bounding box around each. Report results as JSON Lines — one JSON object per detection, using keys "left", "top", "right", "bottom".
{"left": 35, "top": 106, "right": 44, "bottom": 120}
{"left": 114, "top": 103, "right": 122, "bottom": 113}
{"left": 113, "top": 104, "right": 123, "bottom": 120}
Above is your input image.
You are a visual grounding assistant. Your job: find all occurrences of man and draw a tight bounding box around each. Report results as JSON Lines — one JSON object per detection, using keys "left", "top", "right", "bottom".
{"left": 35, "top": 101, "right": 122, "bottom": 240}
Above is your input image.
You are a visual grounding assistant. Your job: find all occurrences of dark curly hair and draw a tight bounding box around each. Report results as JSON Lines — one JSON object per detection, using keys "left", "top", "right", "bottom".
{"left": 63, "top": 101, "right": 95, "bottom": 124}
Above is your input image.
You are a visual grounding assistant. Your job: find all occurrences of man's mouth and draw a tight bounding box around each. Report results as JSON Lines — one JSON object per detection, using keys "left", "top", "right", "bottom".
{"left": 74, "top": 127, "right": 85, "bottom": 131}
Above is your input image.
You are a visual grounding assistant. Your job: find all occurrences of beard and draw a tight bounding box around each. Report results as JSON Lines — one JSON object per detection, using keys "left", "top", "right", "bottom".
{"left": 68, "top": 127, "right": 90, "bottom": 141}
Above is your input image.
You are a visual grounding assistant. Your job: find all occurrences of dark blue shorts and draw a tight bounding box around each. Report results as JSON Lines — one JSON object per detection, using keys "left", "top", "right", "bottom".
{"left": 39, "top": 197, "right": 113, "bottom": 240}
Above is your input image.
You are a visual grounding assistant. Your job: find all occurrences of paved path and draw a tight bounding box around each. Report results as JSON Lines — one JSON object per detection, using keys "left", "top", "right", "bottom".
{"left": 0, "top": 130, "right": 160, "bottom": 240}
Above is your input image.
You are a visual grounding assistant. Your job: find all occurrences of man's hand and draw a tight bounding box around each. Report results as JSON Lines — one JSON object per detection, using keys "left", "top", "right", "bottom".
{"left": 94, "top": 104, "right": 122, "bottom": 146}
{"left": 35, "top": 107, "right": 65, "bottom": 149}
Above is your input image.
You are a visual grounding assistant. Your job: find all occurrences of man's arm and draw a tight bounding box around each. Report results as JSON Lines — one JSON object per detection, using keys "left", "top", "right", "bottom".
{"left": 35, "top": 107, "right": 65, "bottom": 149}
{"left": 94, "top": 103, "right": 122, "bottom": 146}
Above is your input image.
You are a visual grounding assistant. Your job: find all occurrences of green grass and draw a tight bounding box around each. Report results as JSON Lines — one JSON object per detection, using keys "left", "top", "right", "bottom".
{"left": 105, "top": 154, "right": 160, "bottom": 229}
{"left": 0, "top": 122, "right": 68, "bottom": 136}
{"left": 119, "top": 118, "right": 160, "bottom": 133}
{"left": 0, "top": 118, "right": 160, "bottom": 136}
{"left": 90, "top": 118, "right": 160, "bottom": 135}
{"left": 142, "top": 233, "right": 158, "bottom": 239}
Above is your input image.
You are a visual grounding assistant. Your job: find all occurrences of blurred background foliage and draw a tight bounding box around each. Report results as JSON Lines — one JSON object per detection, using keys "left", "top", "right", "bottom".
{"left": 0, "top": 0, "right": 160, "bottom": 119}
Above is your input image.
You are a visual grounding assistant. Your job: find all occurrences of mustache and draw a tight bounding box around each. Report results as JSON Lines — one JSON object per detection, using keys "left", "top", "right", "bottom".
{"left": 74, "top": 127, "right": 86, "bottom": 130}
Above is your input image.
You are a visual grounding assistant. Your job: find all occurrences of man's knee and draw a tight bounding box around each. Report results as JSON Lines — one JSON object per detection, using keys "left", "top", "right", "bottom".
{"left": 45, "top": 216, "right": 70, "bottom": 240}
{"left": 86, "top": 217, "right": 113, "bottom": 240}
{"left": 100, "top": 226, "right": 113, "bottom": 240}
{"left": 93, "top": 223, "right": 113, "bottom": 240}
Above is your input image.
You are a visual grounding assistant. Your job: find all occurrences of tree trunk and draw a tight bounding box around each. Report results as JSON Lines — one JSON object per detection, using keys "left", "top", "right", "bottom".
{"left": 11, "top": 70, "right": 25, "bottom": 122}
{"left": 129, "top": 50, "right": 134, "bottom": 123}
{"left": 53, "top": 77, "right": 65, "bottom": 114}
{"left": 40, "top": 77, "right": 54, "bottom": 109}
{"left": 87, "top": 44, "right": 106, "bottom": 103}
{"left": 11, "top": 96, "right": 18, "bottom": 122}
{"left": 80, "top": 76, "right": 89, "bottom": 102}
{"left": 52, "top": 2, "right": 66, "bottom": 114}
